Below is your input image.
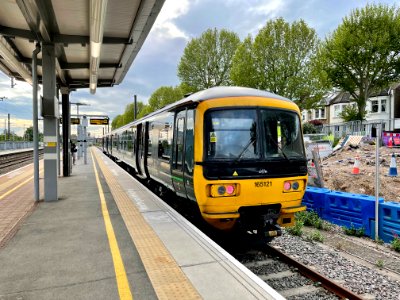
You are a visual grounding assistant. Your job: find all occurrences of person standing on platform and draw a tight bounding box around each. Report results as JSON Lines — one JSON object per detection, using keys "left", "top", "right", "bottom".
{"left": 71, "top": 142, "right": 77, "bottom": 165}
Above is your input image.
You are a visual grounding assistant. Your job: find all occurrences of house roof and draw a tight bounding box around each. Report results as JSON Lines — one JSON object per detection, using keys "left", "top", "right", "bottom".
{"left": 327, "top": 91, "right": 351, "bottom": 105}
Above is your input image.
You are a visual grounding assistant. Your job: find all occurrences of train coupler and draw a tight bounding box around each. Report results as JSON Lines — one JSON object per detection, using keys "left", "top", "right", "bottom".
{"left": 263, "top": 225, "right": 282, "bottom": 238}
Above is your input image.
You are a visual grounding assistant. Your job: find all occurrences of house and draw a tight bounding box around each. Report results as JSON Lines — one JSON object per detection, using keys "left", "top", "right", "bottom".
{"left": 302, "top": 84, "right": 400, "bottom": 138}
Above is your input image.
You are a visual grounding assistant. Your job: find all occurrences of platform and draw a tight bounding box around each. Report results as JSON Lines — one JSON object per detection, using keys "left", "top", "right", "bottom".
{"left": 0, "top": 147, "right": 282, "bottom": 299}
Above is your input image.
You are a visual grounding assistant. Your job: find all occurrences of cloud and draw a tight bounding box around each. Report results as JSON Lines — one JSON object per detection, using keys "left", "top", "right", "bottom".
{"left": 152, "top": 0, "right": 193, "bottom": 40}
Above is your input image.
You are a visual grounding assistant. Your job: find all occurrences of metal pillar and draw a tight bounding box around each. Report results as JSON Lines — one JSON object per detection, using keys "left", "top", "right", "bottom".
{"left": 61, "top": 90, "right": 71, "bottom": 176}
{"left": 375, "top": 124, "right": 381, "bottom": 241}
{"left": 42, "top": 44, "right": 58, "bottom": 201}
{"left": 82, "top": 116, "right": 88, "bottom": 164}
{"left": 56, "top": 87, "right": 60, "bottom": 176}
{"left": 32, "top": 43, "right": 41, "bottom": 202}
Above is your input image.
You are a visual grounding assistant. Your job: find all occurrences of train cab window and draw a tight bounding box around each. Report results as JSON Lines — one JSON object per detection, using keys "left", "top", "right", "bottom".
{"left": 261, "top": 109, "right": 305, "bottom": 159}
{"left": 205, "top": 109, "right": 259, "bottom": 160}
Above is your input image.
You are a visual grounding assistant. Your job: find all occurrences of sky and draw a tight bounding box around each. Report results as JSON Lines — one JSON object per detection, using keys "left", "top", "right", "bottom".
{"left": 0, "top": 0, "right": 398, "bottom": 137}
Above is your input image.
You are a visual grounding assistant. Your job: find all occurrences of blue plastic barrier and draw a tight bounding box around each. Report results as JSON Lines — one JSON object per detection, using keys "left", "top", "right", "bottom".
{"left": 302, "top": 187, "right": 385, "bottom": 238}
{"left": 323, "top": 191, "right": 383, "bottom": 236}
{"left": 378, "top": 202, "right": 400, "bottom": 243}
{"left": 302, "top": 186, "right": 330, "bottom": 216}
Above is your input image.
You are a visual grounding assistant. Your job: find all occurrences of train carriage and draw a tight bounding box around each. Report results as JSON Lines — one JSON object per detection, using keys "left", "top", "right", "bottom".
{"left": 104, "top": 86, "right": 308, "bottom": 239}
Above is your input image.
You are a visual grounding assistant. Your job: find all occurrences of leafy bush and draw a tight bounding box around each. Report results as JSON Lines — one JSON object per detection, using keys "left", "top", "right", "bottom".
{"left": 303, "top": 122, "right": 317, "bottom": 134}
{"left": 286, "top": 221, "right": 304, "bottom": 236}
{"left": 306, "top": 230, "right": 324, "bottom": 243}
{"left": 391, "top": 235, "right": 400, "bottom": 252}
{"left": 338, "top": 105, "right": 361, "bottom": 122}
{"left": 343, "top": 224, "right": 365, "bottom": 237}
{"left": 296, "top": 211, "right": 332, "bottom": 231}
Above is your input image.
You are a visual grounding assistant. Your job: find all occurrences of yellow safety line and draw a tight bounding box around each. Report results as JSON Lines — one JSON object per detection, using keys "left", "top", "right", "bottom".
{"left": 92, "top": 148, "right": 201, "bottom": 299}
{"left": 0, "top": 175, "right": 34, "bottom": 201}
{"left": 90, "top": 150, "right": 133, "bottom": 300}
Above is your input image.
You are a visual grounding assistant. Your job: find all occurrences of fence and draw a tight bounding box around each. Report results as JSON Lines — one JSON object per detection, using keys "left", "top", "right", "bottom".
{"left": 319, "top": 118, "right": 400, "bottom": 139}
{"left": 0, "top": 141, "right": 34, "bottom": 151}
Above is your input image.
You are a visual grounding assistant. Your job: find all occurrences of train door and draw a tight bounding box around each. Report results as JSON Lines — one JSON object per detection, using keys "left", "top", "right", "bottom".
{"left": 136, "top": 122, "right": 149, "bottom": 179}
{"left": 171, "top": 109, "right": 194, "bottom": 199}
{"left": 184, "top": 109, "right": 195, "bottom": 201}
{"left": 135, "top": 124, "right": 143, "bottom": 176}
{"left": 172, "top": 110, "right": 186, "bottom": 197}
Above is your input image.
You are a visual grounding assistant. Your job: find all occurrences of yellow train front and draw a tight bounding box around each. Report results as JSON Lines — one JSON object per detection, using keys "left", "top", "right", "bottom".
{"left": 192, "top": 88, "right": 307, "bottom": 239}
{"left": 104, "top": 86, "right": 307, "bottom": 240}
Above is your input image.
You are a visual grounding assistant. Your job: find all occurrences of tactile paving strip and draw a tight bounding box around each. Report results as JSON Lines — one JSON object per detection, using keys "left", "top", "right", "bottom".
{"left": 93, "top": 149, "right": 201, "bottom": 299}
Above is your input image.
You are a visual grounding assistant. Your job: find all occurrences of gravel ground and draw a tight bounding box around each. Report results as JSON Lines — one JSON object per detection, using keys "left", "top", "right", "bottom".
{"left": 271, "top": 227, "right": 400, "bottom": 300}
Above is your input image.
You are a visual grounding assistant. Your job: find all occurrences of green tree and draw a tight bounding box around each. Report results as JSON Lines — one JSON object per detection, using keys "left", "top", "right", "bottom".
{"left": 178, "top": 28, "right": 240, "bottom": 90}
{"left": 148, "top": 86, "right": 184, "bottom": 111}
{"left": 231, "top": 18, "right": 327, "bottom": 109}
{"left": 24, "top": 126, "right": 34, "bottom": 141}
{"left": 319, "top": 4, "right": 400, "bottom": 120}
{"left": 122, "top": 101, "right": 146, "bottom": 124}
{"left": 339, "top": 105, "right": 361, "bottom": 122}
{"left": 111, "top": 115, "right": 123, "bottom": 130}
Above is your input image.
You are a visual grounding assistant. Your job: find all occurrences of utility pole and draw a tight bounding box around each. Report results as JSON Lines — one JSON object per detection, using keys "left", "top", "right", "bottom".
{"left": 7, "top": 113, "right": 10, "bottom": 140}
{"left": 134, "top": 94, "right": 137, "bottom": 120}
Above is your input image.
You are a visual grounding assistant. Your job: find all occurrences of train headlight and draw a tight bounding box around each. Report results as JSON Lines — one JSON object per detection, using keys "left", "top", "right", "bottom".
{"left": 210, "top": 184, "right": 238, "bottom": 197}
{"left": 283, "top": 180, "right": 303, "bottom": 192}
{"left": 292, "top": 181, "right": 300, "bottom": 190}
{"left": 283, "top": 181, "right": 291, "bottom": 191}
{"left": 218, "top": 186, "right": 226, "bottom": 195}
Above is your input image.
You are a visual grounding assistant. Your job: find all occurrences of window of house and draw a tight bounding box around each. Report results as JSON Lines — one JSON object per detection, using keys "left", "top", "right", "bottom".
{"left": 381, "top": 99, "right": 387, "bottom": 112}
{"left": 371, "top": 100, "right": 379, "bottom": 113}
{"left": 334, "top": 105, "right": 341, "bottom": 117}
{"left": 320, "top": 108, "right": 325, "bottom": 118}
{"left": 315, "top": 108, "right": 326, "bottom": 119}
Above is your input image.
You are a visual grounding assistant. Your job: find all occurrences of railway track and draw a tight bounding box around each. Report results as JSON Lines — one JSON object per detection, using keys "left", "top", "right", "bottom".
{"left": 0, "top": 150, "right": 43, "bottom": 174}
{"left": 231, "top": 242, "right": 364, "bottom": 300}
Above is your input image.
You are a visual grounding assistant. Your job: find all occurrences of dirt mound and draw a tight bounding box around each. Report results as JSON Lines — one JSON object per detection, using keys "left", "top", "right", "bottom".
{"left": 318, "top": 144, "right": 400, "bottom": 202}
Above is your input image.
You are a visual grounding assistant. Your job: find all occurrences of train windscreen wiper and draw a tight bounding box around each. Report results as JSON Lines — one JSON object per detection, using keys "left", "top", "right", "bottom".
{"left": 233, "top": 137, "right": 255, "bottom": 163}
{"left": 268, "top": 135, "right": 290, "bottom": 162}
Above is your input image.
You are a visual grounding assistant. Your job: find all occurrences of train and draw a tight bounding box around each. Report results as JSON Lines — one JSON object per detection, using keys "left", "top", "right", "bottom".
{"left": 103, "top": 86, "right": 308, "bottom": 240}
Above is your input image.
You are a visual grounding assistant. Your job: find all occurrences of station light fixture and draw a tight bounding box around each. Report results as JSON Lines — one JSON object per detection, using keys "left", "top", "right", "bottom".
{"left": 0, "top": 36, "right": 32, "bottom": 85}
{"left": 89, "top": 0, "right": 108, "bottom": 94}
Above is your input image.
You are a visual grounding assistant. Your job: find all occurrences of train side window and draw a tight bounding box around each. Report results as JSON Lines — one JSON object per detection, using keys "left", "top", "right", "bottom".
{"left": 158, "top": 121, "right": 172, "bottom": 160}
{"left": 148, "top": 124, "right": 153, "bottom": 157}
{"left": 127, "top": 128, "right": 133, "bottom": 152}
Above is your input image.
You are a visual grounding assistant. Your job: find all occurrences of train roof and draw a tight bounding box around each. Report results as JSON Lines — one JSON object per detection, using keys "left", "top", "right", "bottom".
{"left": 146, "top": 86, "right": 291, "bottom": 117}
{"left": 108, "top": 86, "right": 294, "bottom": 134}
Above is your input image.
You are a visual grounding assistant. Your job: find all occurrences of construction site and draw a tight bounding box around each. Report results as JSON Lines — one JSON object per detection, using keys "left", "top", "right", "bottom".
{"left": 308, "top": 136, "right": 400, "bottom": 203}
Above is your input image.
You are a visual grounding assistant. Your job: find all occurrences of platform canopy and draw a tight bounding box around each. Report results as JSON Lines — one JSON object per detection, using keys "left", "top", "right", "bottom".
{"left": 0, "top": 0, "right": 164, "bottom": 94}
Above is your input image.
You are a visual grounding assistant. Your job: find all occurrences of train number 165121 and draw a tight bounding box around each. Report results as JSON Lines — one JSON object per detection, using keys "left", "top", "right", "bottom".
{"left": 254, "top": 181, "right": 272, "bottom": 188}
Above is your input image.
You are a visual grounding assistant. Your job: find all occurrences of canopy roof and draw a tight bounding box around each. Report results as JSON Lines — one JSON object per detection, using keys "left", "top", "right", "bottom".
{"left": 0, "top": 0, "right": 164, "bottom": 93}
